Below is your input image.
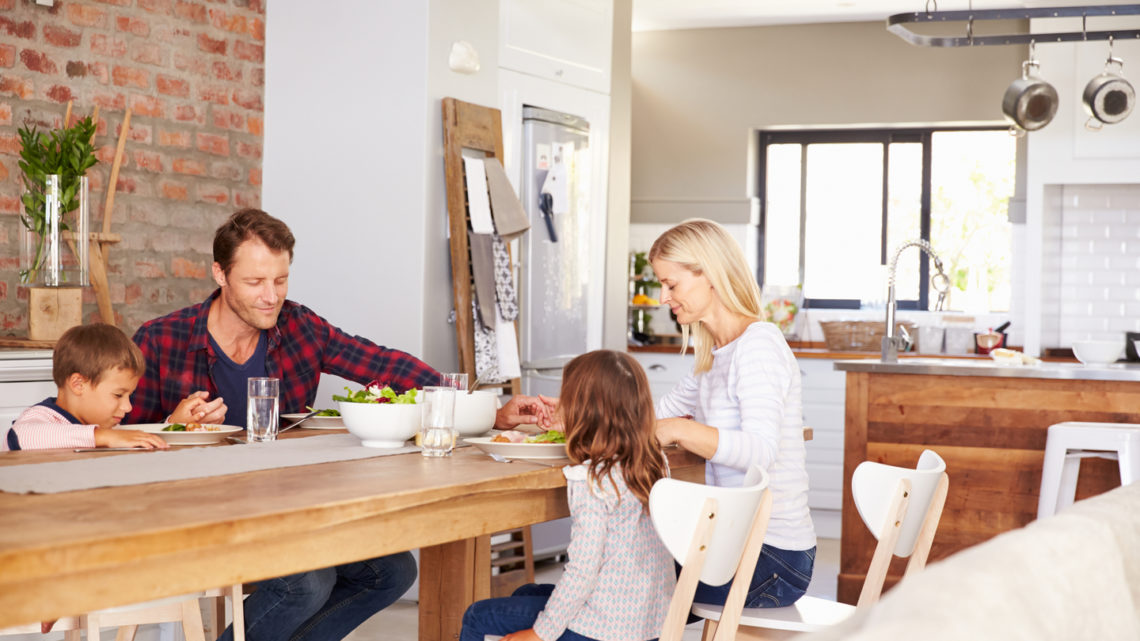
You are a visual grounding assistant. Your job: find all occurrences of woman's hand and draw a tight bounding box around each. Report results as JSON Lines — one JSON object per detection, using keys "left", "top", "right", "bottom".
{"left": 656, "top": 416, "right": 720, "bottom": 459}
{"left": 501, "top": 629, "right": 543, "bottom": 641}
{"left": 169, "top": 391, "right": 227, "bottom": 424}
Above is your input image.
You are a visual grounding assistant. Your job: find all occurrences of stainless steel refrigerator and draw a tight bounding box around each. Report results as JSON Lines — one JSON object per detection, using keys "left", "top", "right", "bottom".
{"left": 518, "top": 106, "right": 596, "bottom": 399}
{"left": 517, "top": 105, "right": 595, "bottom": 560}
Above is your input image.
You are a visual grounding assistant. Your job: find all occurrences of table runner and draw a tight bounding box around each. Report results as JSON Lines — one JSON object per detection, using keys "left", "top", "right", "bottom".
{"left": 0, "top": 434, "right": 419, "bottom": 494}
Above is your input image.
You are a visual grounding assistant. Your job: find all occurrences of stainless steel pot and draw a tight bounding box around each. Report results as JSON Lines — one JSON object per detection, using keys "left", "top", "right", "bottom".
{"left": 1002, "top": 61, "right": 1058, "bottom": 131}
{"left": 1083, "top": 58, "right": 1135, "bottom": 126}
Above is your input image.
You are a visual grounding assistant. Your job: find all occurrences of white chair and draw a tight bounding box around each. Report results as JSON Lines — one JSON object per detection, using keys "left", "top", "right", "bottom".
{"left": 651, "top": 464, "right": 773, "bottom": 641}
{"left": 692, "top": 450, "right": 950, "bottom": 640}
{"left": 0, "top": 585, "right": 244, "bottom": 641}
{"left": 1037, "top": 421, "right": 1140, "bottom": 519}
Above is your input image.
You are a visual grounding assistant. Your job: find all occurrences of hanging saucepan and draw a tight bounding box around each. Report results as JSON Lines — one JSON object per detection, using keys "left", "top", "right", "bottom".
{"left": 1083, "top": 54, "right": 1135, "bottom": 128}
{"left": 1002, "top": 58, "right": 1058, "bottom": 132}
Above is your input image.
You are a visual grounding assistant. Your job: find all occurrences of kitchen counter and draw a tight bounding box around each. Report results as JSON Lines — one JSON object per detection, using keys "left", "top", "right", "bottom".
{"left": 835, "top": 357, "right": 1140, "bottom": 381}
{"left": 835, "top": 360, "right": 1134, "bottom": 605}
{"left": 0, "top": 350, "right": 53, "bottom": 384}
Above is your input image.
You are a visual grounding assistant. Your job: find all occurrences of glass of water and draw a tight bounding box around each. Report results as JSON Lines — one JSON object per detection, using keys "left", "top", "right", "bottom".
{"left": 439, "top": 372, "right": 468, "bottom": 391}
{"left": 247, "top": 377, "right": 280, "bottom": 442}
{"left": 420, "top": 385, "right": 456, "bottom": 457}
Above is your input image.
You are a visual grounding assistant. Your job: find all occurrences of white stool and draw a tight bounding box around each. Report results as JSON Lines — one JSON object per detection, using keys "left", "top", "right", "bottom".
{"left": 1037, "top": 421, "right": 1140, "bottom": 519}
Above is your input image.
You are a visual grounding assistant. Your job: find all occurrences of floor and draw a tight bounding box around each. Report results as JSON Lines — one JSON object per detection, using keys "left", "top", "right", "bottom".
{"left": 343, "top": 537, "right": 840, "bottom": 641}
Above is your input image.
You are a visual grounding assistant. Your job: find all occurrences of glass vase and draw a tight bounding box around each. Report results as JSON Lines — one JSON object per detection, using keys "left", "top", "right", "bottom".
{"left": 19, "top": 174, "right": 89, "bottom": 287}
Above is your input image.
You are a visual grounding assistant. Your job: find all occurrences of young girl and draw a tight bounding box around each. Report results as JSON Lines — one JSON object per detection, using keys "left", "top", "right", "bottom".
{"left": 459, "top": 350, "right": 674, "bottom": 641}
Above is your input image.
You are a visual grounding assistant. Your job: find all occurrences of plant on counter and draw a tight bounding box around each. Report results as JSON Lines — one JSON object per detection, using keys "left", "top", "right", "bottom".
{"left": 17, "top": 116, "right": 98, "bottom": 284}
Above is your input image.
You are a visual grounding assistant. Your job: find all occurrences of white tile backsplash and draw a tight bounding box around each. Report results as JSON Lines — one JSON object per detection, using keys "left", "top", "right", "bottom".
{"left": 1042, "top": 184, "right": 1140, "bottom": 348}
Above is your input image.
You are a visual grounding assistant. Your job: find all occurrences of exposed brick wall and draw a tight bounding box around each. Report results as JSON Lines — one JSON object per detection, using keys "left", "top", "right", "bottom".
{"left": 0, "top": 0, "right": 264, "bottom": 337}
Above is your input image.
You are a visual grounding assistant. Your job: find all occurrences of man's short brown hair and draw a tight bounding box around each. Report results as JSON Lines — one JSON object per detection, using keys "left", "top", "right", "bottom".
{"left": 213, "top": 209, "right": 296, "bottom": 275}
{"left": 52, "top": 324, "right": 146, "bottom": 387}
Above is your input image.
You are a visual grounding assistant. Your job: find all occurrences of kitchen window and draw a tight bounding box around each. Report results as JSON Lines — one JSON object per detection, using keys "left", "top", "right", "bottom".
{"left": 758, "top": 127, "right": 1015, "bottom": 312}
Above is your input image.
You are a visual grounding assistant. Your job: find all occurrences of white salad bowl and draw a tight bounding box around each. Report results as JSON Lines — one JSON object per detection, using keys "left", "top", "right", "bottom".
{"left": 453, "top": 390, "right": 500, "bottom": 437}
{"left": 338, "top": 401, "right": 422, "bottom": 448}
{"left": 1071, "top": 339, "right": 1124, "bottom": 366}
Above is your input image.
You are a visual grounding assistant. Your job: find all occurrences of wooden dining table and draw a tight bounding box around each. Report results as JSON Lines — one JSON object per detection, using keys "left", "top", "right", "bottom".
{"left": 0, "top": 434, "right": 705, "bottom": 640}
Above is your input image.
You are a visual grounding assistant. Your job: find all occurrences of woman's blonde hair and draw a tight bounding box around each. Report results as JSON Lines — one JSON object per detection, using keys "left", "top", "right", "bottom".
{"left": 648, "top": 218, "right": 762, "bottom": 374}
{"left": 561, "top": 350, "right": 667, "bottom": 509}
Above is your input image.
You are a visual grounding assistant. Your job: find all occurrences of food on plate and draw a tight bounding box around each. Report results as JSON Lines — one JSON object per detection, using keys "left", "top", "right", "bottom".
{"left": 332, "top": 383, "right": 417, "bottom": 405}
{"left": 491, "top": 429, "right": 566, "bottom": 444}
{"left": 161, "top": 423, "right": 219, "bottom": 432}
{"left": 306, "top": 406, "right": 341, "bottom": 417}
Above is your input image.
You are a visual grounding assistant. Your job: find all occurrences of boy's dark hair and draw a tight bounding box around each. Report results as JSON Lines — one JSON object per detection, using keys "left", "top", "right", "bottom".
{"left": 214, "top": 208, "right": 295, "bottom": 275}
{"left": 52, "top": 324, "right": 146, "bottom": 387}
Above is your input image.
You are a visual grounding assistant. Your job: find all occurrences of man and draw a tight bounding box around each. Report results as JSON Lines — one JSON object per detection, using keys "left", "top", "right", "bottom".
{"left": 128, "top": 208, "right": 549, "bottom": 641}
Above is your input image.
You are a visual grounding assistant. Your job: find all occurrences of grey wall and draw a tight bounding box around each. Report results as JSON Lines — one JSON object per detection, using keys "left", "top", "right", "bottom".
{"left": 630, "top": 20, "right": 1027, "bottom": 224}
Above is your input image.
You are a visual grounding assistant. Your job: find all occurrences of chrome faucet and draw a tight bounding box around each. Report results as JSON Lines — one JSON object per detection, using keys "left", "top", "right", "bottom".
{"left": 882, "top": 239, "right": 951, "bottom": 363}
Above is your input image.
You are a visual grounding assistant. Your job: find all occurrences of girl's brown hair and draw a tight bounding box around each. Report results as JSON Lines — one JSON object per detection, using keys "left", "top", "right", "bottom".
{"left": 561, "top": 350, "right": 668, "bottom": 508}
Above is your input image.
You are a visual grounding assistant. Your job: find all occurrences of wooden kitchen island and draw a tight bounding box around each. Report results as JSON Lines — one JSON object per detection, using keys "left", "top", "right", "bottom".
{"left": 834, "top": 358, "right": 1140, "bottom": 605}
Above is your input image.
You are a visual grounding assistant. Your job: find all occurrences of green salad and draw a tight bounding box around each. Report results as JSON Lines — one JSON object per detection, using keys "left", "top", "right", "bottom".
{"left": 526, "top": 430, "right": 566, "bottom": 444}
{"left": 306, "top": 406, "right": 341, "bottom": 417}
{"left": 162, "top": 423, "right": 187, "bottom": 432}
{"left": 332, "top": 384, "right": 418, "bottom": 405}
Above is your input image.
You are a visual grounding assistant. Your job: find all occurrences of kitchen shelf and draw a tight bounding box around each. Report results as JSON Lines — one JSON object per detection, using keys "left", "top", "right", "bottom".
{"left": 888, "top": 4, "right": 1140, "bottom": 47}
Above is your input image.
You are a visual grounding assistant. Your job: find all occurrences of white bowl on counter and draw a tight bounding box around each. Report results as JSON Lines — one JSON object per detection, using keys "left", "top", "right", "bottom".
{"left": 339, "top": 401, "right": 422, "bottom": 448}
{"left": 1071, "top": 340, "right": 1124, "bottom": 366}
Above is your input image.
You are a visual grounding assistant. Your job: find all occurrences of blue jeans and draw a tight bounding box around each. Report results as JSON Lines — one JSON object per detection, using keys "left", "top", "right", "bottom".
{"left": 217, "top": 551, "right": 417, "bottom": 641}
{"left": 690, "top": 545, "right": 815, "bottom": 611}
{"left": 459, "top": 584, "right": 610, "bottom": 641}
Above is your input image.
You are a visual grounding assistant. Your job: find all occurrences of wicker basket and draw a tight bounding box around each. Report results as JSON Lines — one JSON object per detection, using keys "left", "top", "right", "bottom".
{"left": 820, "top": 320, "right": 918, "bottom": 352}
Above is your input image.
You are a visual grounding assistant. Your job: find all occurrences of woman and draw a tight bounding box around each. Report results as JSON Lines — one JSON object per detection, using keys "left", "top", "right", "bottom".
{"left": 649, "top": 218, "right": 816, "bottom": 608}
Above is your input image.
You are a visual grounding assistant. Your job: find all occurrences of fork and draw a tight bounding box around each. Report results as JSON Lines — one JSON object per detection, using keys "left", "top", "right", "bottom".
{"left": 486, "top": 451, "right": 513, "bottom": 463}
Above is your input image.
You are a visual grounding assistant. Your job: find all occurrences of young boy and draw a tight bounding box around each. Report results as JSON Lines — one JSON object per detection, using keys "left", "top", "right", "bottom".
{"left": 5, "top": 324, "right": 199, "bottom": 451}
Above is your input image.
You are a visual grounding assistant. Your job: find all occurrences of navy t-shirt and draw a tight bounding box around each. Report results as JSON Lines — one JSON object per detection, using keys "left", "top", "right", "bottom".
{"left": 208, "top": 331, "right": 268, "bottom": 428}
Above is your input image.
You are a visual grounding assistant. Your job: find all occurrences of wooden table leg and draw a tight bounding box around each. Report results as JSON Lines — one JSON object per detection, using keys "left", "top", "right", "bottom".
{"left": 418, "top": 537, "right": 491, "bottom": 641}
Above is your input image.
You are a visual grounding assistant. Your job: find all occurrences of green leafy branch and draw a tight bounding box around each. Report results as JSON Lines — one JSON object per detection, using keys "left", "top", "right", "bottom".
{"left": 17, "top": 116, "right": 98, "bottom": 284}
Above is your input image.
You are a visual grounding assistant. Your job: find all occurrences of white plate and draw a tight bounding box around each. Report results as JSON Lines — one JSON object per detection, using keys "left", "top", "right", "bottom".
{"left": 282, "top": 413, "right": 345, "bottom": 429}
{"left": 465, "top": 437, "right": 568, "bottom": 460}
{"left": 124, "top": 423, "right": 243, "bottom": 445}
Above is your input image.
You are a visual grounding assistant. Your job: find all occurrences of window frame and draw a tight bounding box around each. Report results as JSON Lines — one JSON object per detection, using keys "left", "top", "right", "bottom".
{"left": 756, "top": 125, "right": 1006, "bottom": 310}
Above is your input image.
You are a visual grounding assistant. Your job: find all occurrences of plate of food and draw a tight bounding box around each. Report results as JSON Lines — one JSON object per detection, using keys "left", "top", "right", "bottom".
{"left": 283, "top": 407, "right": 345, "bottom": 429}
{"left": 125, "top": 423, "right": 243, "bottom": 445}
{"left": 465, "top": 430, "right": 568, "bottom": 460}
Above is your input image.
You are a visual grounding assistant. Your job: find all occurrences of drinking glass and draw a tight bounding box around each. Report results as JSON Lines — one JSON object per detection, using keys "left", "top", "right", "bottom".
{"left": 440, "top": 372, "right": 469, "bottom": 391}
{"left": 247, "top": 377, "right": 280, "bottom": 442}
{"left": 420, "top": 385, "right": 456, "bottom": 457}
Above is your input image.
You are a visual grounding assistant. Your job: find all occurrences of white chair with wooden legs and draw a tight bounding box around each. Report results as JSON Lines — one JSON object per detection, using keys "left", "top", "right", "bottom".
{"left": 0, "top": 585, "right": 244, "bottom": 641}
{"left": 651, "top": 464, "right": 774, "bottom": 641}
{"left": 692, "top": 449, "right": 950, "bottom": 640}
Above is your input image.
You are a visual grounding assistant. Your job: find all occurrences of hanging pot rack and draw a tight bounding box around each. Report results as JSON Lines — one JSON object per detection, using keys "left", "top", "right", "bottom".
{"left": 887, "top": 4, "right": 1140, "bottom": 47}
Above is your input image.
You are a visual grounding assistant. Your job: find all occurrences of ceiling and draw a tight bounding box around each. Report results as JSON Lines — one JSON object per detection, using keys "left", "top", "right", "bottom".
{"left": 631, "top": 0, "right": 1137, "bottom": 31}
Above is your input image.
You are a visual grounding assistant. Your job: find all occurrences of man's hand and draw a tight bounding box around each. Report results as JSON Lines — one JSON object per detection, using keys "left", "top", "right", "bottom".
{"left": 494, "top": 394, "right": 558, "bottom": 430}
{"left": 94, "top": 427, "right": 169, "bottom": 450}
{"left": 501, "top": 628, "right": 543, "bottom": 641}
{"left": 169, "top": 391, "right": 227, "bottom": 425}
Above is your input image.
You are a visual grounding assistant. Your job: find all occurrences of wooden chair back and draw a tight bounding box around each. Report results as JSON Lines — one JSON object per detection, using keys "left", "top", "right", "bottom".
{"left": 650, "top": 465, "right": 773, "bottom": 641}
{"left": 851, "top": 449, "right": 950, "bottom": 607}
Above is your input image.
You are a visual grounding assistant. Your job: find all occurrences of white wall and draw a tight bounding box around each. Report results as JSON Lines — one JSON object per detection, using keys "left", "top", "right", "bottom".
{"left": 263, "top": 1, "right": 432, "bottom": 371}
{"left": 1024, "top": 17, "right": 1140, "bottom": 354}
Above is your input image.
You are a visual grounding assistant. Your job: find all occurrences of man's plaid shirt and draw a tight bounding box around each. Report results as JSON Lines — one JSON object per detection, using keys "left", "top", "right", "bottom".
{"left": 126, "top": 289, "right": 439, "bottom": 423}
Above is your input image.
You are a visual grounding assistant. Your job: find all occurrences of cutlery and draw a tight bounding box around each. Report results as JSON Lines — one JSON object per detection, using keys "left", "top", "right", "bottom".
{"left": 485, "top": 451, "right": 512, "bottom": 463}
{"left": 468, "top": 372, "right": 488, "bottom": 394}
{"left": 278, "top": 410, "right": 319, "bottom": 435}
{"left": 227, "top": 435, "right": 247, "bottom": 445}
{"left": 73, "top": 447, "right": 147, "bottom": 452}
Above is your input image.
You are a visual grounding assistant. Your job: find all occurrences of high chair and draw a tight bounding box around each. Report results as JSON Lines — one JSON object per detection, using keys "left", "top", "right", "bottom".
{"left": 0, "top": 585, "right": 244, "bottom": 641}
{"left": 692, "top": 449, "right": 950, "bottom": 640}
{"left": 650, "top": 464, "right": 773, "bottom": 641}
